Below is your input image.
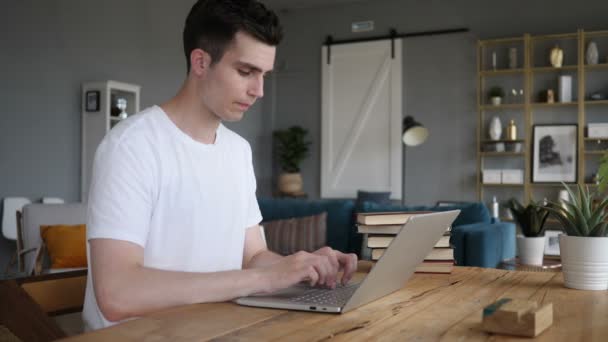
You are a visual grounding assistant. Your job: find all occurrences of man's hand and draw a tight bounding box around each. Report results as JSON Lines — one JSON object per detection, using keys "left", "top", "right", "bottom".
{"left": 313, "top": 247, "right": 358, "bottom": 287}
{"left": 257, "top": 247, "right": 358, "bottom": 294}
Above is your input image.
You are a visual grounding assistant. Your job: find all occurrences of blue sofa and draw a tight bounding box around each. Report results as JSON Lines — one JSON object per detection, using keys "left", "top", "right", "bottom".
{"left": 257, "top": 198, "right": 516, "bottom": 268}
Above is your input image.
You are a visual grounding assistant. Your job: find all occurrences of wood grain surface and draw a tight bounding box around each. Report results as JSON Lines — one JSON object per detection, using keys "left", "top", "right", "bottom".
{"left": 64, "top": 266, "right": 607, "bottom": 341}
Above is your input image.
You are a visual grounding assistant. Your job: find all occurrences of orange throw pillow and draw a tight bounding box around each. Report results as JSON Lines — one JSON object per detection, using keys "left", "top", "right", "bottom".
{"left": 40, "top": 224, "right": 87, "bottom": 268}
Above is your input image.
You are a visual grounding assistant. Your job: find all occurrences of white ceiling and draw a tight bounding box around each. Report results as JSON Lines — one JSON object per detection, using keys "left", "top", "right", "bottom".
{"left": 263, "top": 0, "right": 371, "bottom": 10}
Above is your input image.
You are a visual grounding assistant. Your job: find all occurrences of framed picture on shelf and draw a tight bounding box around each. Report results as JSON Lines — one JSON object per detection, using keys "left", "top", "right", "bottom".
{"left": 532, "top": 124, "right": 577, "bottom": 183}
{"left": 85, "top": 90, "right": 100, "bottom": 112}
{"left": 544, "top": 230, "right": 563, "bottom": 256}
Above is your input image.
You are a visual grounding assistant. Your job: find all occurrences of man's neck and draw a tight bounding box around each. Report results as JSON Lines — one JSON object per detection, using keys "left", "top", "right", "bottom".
{"left": 161, "top": 79, "right": 220, "bottom": 145}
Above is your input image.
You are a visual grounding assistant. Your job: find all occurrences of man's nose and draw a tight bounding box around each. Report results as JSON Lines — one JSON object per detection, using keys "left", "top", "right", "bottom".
{"left": 248, "top": 76, "right": 264, "bottom": 98}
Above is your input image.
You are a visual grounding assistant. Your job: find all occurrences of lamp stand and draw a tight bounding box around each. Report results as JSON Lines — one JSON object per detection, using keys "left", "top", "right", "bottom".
{"left": 402, "top": 144, "right": 406, "bottom": 206}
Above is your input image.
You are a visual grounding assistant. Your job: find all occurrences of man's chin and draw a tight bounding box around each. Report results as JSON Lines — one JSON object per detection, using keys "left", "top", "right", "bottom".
{"left": 221, "top": 111, "right": 245, "bottom": 122}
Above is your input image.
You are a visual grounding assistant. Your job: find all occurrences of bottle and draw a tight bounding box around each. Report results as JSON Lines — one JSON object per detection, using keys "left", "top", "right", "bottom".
{"left": 491, "top": 196, "right": 499, "bottom": 219}
{"left": 506, "top": 119, "right": 517, "bottom": 140}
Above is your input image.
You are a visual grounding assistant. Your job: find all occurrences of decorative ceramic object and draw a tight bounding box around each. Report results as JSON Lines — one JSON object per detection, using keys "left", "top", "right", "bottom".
{"left": 506, "top": 119, "right": 517, "bottom": 140}
{"left": 560, "top": 235, "right": 608, "bottom": 290}
{"left": 508, "top": 48, "right": 517, "bottom": 69}
{"left": 492, "top": 51, "right": 497, "bottom": 70}
{"left": 547, "top": 89, "right": 555, "bottom": 104}
{"left": 586, "top": 41, "right": 599, "bottom": 65}
{"left": 517, "top": 235, "right": 546, "bottom": 266}
{"left": 490, "top": 97, "right": 502, "bottom": 106}
{"left": 117, "top": 98, "right": 128, "bottom": 119}
{"left": 550, "top": 45, "right": 563, "bottom": 68}
{"left": 489, "top": 116, "right": 502, "bottom": 141}
{"left": 278, "top": 172, "right": 303, "bottom": 194}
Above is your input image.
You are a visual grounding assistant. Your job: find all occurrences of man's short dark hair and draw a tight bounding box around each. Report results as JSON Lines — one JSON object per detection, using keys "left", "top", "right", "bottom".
{"left": 183, "top": 0, "right": 283, "bottom": 71}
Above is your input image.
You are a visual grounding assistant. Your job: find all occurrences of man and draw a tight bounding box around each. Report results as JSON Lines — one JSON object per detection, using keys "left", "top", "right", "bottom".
{"left": 83, "top": 0, "right": 358, "bottom": 331}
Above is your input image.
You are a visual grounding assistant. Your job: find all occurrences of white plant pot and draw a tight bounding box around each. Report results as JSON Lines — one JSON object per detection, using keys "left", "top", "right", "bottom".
{"left": 560, "top": 235, "right": 608, "bottom": 290}
{"left": 491, "top": 96, "right": 502, "bottom": 106}
{"left": 517, "top": 235, "right": 546, "bottom": 266}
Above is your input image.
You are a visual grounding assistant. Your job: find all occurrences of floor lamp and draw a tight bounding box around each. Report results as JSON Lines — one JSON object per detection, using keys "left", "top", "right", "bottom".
{"left": 402, "top": 116, "right": 429, "bottom": 205}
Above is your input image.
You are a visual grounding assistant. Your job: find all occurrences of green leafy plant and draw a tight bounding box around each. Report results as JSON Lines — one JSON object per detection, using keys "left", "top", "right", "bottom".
{"left": 544, "top": 184, "right": 608, "bottom": 237}
{"left": 273, "top": 126, "right": 311, "bottom": 173}
{"left": 543, "top": 153, "right": 608, "bottom": 237}
{"left": 489, "top": 86, "right": 505, "bottom": 98}
{"left": 506, "top": 198, "right": 550, "bottom": 237}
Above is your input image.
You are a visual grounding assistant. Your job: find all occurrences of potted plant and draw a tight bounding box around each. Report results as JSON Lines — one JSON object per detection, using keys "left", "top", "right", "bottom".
{"left": 506, "top": 199, "right": 550, "bottom": 266}
{"left": 273, "top": 126, "right": 311, "bottom": 195}
{"left": 544, "top": 154, "right": 608, "bottom": 290}
{"left": 489, "top": 86, "right": 505, "bottom": 106}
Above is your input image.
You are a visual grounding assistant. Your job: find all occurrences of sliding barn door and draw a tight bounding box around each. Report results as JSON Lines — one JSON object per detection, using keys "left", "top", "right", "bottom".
{"left": 321, "top": 39, "right": 402, "bottom": 199}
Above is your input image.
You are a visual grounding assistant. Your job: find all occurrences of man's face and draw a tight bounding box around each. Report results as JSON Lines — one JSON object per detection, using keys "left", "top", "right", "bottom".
{"left": 199, "top": 31, "right": 276, "bottom": 122}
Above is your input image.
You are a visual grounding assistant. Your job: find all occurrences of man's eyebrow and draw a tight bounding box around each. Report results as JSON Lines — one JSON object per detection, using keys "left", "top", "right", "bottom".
{"left": 235, "top": 61, "right": 273, "bottom": 74}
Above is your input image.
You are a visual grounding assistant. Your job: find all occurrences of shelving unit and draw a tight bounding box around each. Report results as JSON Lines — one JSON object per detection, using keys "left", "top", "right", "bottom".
{"left": 477, "top": 29, "right": 608, "bottom": 208}
{"left": 81, "top": 80, "right": 141, "bottom": 201}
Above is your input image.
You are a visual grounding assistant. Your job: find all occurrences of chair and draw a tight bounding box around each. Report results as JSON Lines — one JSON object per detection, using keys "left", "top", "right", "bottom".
{"left": 21, "top": 203, "right": 87, "bottom": 276}
{"left": 2, "top": 197, "right": 32, "bottom": 274}
{"left": 2, "top": 197, "right": 31, "bottom": 240}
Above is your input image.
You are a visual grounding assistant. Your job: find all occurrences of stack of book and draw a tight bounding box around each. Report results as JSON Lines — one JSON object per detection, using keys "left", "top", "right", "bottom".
{"left": 357, "top": 211, "right": 455, "bottom": 274}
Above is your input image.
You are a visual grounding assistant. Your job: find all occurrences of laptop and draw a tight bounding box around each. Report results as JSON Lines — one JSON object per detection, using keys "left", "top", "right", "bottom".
{"left": 235, "top": 210, "right": 460, "bottom": 313}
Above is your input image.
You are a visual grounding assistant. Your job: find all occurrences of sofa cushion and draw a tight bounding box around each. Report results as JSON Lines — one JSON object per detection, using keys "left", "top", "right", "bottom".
{"left": 40, "top": 224, "right": 87, "bottom": 269}
{"left": 263, "top": 212, "right": 327, "bottom": 255}
{"left": 257, "top": 198, "right": 355, "bottom": 253}
{"left": 359, "top": 201, "right": 491, "bottom": 227}
{"left": 355, "top": 190, "right": 391, "bottom": 211}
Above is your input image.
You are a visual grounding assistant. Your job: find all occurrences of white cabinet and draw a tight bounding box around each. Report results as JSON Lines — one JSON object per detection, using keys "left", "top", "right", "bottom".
{"left": 81, "top": 80, "right": 141, "bottom": 201}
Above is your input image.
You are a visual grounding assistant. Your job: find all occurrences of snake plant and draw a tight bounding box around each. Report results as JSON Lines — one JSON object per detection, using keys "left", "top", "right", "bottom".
{"left": 542, "top": 153, "right": 608, "bottom": 237}
{"left": 506, "top": 199, "right": 550, "bottom": 237}
{"left": 544, "top": 184, "right": 608, "bottom": 237}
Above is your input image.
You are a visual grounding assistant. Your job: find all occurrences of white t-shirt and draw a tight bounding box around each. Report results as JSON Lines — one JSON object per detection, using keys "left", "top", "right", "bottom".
{"left": 82, "top": 105, "right": 262, "bottom": 331}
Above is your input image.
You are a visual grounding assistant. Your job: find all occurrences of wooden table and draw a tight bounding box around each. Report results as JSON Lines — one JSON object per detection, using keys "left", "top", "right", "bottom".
{"left": 65, "top": 267, "right": 608, "bottom": 341}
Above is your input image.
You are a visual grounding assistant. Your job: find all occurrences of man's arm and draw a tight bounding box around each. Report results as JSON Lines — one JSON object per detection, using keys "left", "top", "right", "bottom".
{"left": 89, "top": 238, "right": 269, "bottom": 322}
{"left": 90, "top": 228, "right": 350, "bottom": 322}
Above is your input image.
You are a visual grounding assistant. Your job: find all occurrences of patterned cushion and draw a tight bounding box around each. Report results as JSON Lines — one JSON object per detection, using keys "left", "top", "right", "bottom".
{"left": 263, "top": 212, "right": 327, "bottom": 256}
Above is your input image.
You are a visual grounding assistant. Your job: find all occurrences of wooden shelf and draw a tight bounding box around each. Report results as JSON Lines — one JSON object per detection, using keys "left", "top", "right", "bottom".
{"left": 585, "top": 100, "right": 608, "bottom": 105}
{"left": 480, "top": 69, "right": 525, "bottom": 76}
{"left": 530, "top": 183, "right": 574, "bottom": 188}
{"left": 478, "top": 29, "right": 608, "bottom": 204}
{"left": 584, "top": 137, "right": 608, "bottom": 141}
{"left": 480, "top": 152, "right": 524, "bottom": 157}
{"left": 479, "top": 37, "right": 524, "bottom": 45}
{"left": 531, "top": 102, "right": 578, "bottom": 107}
{"left": 585, "top": 63, "right": 608, "bottom": 70}
{"left": 480, "top": 104, "right": 525, "bottom": 110}
{"left": 584, "top": 150, "right": 608, "bottom": 155}
{"left": 531, "top": 32, "right": 578, "bottom": 40}
{"left": 481, "top": 183, "right": 524, "bottom": 187}
{"left": 481, "top": 139, "right": 525, "bottom": 143}
{"left": 531, "top": 65, "right": 578, "bottom": 73}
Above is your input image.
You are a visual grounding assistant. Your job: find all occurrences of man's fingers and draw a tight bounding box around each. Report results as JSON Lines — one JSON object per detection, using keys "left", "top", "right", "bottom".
{"left": 337, "top": 252, "right": 358, "bottom": 284}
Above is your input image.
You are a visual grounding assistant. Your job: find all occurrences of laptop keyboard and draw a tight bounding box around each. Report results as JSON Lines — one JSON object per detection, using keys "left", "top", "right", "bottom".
{"left": 288, "top": 283, "right": 359, "bottom": 306}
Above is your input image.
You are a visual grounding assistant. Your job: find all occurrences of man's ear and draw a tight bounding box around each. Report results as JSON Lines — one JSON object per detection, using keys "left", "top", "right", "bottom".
{"left": 190, "top": 48, "right": 212, "bottom": 76}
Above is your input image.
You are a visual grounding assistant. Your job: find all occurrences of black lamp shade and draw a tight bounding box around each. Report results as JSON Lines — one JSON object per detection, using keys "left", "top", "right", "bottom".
{"left": 402, "top": 116, "right": 428, "bottom": 146}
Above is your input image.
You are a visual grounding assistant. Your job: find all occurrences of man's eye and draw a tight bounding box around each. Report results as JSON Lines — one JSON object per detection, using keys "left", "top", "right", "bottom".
{"left": 238, "top": 69, "right": 251, "bottom": 76}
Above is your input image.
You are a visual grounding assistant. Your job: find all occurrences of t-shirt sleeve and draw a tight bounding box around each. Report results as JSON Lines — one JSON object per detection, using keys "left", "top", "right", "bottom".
{"left": 86, "top": 134, "right": 155, "bottom": 247}
{"left": 244, "top": 143, "right": 262, "bottom": 229}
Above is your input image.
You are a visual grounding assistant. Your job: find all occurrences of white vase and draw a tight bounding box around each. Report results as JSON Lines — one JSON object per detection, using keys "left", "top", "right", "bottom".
{"left": 586, "top": 41, "right": 599, "bottom": 65}
{"left": 560, "top": 235, "right": 608, "bottom": 290}
{"left": 490, "top": 96, "right": 502, "bottom": 106}
{"left": 488, "top": 116, "right": 502, "bottom": 141}
{"left": 517, "top": 235, "right": 546, "bottom": 266}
